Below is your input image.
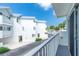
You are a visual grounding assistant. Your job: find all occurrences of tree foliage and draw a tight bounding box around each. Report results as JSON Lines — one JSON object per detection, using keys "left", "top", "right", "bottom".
{"left": 54, "top": 27, "right": 59, "bottom": 31}
{"left": 47, "top": 20, "right": 66, "bottom": 31}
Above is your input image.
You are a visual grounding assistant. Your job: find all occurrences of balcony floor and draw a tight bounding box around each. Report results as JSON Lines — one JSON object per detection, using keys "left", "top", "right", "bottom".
{"left": 56, "top": 45, "right": 71, "bottom": 56}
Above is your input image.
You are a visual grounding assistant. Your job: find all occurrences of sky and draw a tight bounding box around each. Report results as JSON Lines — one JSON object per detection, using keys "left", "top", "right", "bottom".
{"left": 0, "top": 3, "right": 65, "bottom": 26}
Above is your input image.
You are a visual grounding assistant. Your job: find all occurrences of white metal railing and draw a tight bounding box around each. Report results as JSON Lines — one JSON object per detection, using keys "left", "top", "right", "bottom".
{"left": 24, "top": 31, "right": 60, "bottom": 56}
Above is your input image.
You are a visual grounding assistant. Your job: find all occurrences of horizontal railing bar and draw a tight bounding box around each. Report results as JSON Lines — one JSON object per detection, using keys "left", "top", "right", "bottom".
{"left": 24, "top": 31, "right": 60, "bottom": 56}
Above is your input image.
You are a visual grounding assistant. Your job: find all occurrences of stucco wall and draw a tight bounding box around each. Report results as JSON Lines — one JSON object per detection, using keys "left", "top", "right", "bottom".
{"left": 36, "top": 22, "right": 48, "bottom": 39}
{"left": 20, "top": 19, "right": 36, "bottom": 42}
{"left": 59, "top": 30, "right": 68, "bottom": 46}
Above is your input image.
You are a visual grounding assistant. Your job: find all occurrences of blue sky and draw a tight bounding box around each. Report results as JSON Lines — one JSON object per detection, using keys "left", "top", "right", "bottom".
{"left": 0, "top": 3, "right": 65, "bottom": 26}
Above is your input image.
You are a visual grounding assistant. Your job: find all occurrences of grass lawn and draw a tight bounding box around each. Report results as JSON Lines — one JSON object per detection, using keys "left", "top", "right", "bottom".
{"left": 0, "top": 47, "right": 10, "bottom": 54}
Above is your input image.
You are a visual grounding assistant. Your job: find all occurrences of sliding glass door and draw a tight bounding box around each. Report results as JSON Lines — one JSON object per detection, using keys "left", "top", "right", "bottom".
{"left": 69, "top": 11, "right": 74, "bottom": 56}
{"left": 69, "top": 5, "right": 79, "bottom": 56}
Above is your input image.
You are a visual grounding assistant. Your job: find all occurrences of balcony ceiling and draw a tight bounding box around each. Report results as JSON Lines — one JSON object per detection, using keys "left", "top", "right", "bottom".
{"left": 52, "top": 3, "right": 75, "bottom": 17}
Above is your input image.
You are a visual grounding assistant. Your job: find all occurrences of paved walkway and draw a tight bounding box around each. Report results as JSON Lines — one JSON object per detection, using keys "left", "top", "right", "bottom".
{"left": 0, "top": 40, "right": 45, "bottom": 56}
{"left": 56, "top": 45, "right": 71, "bottom": 56}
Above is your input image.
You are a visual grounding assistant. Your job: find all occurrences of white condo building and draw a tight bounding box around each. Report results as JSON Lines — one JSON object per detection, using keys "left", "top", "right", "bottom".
{"left": 0, "top": 7, "right": 13, "bottom": 45}
{"left": 35, "top": 20, "right": 48, "bottom": 39}
{"left": 20, "top": 16, "right": 36, "bottom": 43}
{"left": 4, "top": 14, "right": 37, "bottom": 49}
{"left": 12, "top": 13, "right": 23, "bottom": 43}
{"left": 0, "top": 6, "right": 48, "bottom": 49}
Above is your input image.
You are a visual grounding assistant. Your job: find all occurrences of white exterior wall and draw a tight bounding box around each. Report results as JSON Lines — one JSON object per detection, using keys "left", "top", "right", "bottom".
{"left": 0, "top": 15, "right": 2, "bottom": 24}
{"left": 20, "top": 18, "right": 36, "bottom": 43}
{"left": 59, "top": 30, "right": 68, "bottom": 46}
{"left": 9, "top": 16, "right": 36, "bottom": 45}
{"left": 0, "top": 31, "right": 3, "bottom": 38}
{"left": 36, "top": 21, "right": 48, "bottom": 39}
{"left": 12, "top": 16, "right": 23, "bottom": 43}
{"left": 0, "top": 15, "right": 3, "bottom": 38}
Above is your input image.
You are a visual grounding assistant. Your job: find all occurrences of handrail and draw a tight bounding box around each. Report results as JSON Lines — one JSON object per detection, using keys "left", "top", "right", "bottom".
{"left": 24, "top": 31, "right": 60, "bottom": 56}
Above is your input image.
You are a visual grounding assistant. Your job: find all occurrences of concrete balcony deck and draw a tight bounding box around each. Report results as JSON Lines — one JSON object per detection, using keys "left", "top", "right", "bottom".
{"left": 56, "top": 45, "right": 71, "bottom": 56}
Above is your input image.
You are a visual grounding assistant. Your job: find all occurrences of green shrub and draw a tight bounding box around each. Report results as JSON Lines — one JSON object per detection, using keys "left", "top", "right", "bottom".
{"left": 0, "top": 47, "right": 10, "bottom": 54}
{"left": 54, "top": 27, "right": 59, "bottom": 31}
{"left": 36, "top": 38, "right": 42, "bottom": 41}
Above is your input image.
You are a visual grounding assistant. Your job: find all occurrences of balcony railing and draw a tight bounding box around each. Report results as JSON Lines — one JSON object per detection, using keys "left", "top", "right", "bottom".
{"left": 24, "top": 32, "right": 60, "bottom": 56}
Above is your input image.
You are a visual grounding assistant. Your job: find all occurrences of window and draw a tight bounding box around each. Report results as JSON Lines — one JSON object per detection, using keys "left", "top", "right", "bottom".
{"left": 17, "top": 17, "right": 20, "bottom": 23}
{"left": 0, "top": 26, "right": 3, "bottom": 30}
{"left": 7, "top": 27, "right": 11, "bottom": 31}
{"left": 32, "top": 34, "right": 35, "bottom": 37}
{"left": 8, "top": 16, "right": 11, "bottom": 20}
{"left": 22, "top": 27, "right": 24, "bottom": 31}
{"left": 37, "top": 33, "right": 40, "bottom": 37}
{"left": 17, "top": 19, "right": 19, "bottom": 22}
{"left": 33, "top": 27, "right": 36, "bottom": 30}
{"left": 19, "top": 36, "right": 22, "bottom": 42}
{"left": 0, "top": 12, "right": 3, "bottom": 15}
{"left": 45, "top": 32, "right": 47, "bottom": 34}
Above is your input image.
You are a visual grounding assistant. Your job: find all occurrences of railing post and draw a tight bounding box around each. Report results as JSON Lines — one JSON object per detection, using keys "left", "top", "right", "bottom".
{"left": 39, "top": 49, "right": 42, "bottom": 56}
{"left": 49, "top": 40, "right": 52, "bottom": 56}
{"left": 51, "top": 39, "right": 54, "bottom": 56}
{"left": 43, "top": 46, "right": 45, "bottom": 56}
{"left": 47, "top": 43, "right": 49, "bottom": 56}
{"left": 37, "top": 51, "right": 40, "bottom": 56}
{"left": 41, "top": 48, "right": 44, "bottom": 56}
{"left": 45, "top": 45, "right": 48, "bottom": 56}
{"left": 48, "top": 42, "right": 51, "bottom": 56}
{"left": 44, "top": 46, "right": 46, "bottom": 56}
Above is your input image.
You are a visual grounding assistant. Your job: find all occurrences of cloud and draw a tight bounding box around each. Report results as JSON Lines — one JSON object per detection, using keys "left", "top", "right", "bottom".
{"left": 37, "top": 3, "right": 52, "bottom": 10}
